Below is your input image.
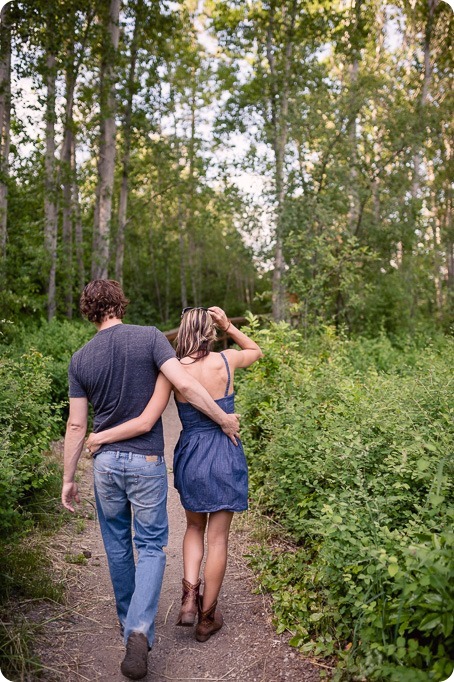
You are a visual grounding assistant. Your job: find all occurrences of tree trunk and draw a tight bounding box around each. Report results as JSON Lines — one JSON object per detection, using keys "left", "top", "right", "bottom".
{"left": 187, "top": 79, "right": 200, "bottom": 306}
{"left": 177, "top": 194, "right": 188, "bottom": 309}
{"left": 60, "top": 7, "right": 94, "bottom": 312}
{"left": 149, "top": 221, "right": 164, "bottom": 319}
{"left": 72, "top": 137, "right": 85, "bottom": 294}
{"left": 412, "top": 0, "right": 437, "bottom": 200}
{"left": 44, "top": 51, "right": 58, "bottom": 320}
{"left": 61, "top": 59, "right": 76, "bottom": 317}
{"left": 266, "top": 0, "right": 297, "bottom": 321}
{"left": 348, "top": 59, "right": 360, "bottom": 233}
{"left": 92, "top": 0, "right": 120, "bottom": 280}
{"left": 115, "top": 0, "right": 141, "bottom": 283}
{"left": 0, "top": 5, "right": 11, "bottom": 261}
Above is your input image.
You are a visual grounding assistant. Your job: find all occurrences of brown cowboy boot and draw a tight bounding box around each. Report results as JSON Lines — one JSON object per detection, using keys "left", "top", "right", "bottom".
{"left": 176, "top": 578, "right": 201, "bottom": 626}
{"left": 195, "top": 597, "right": 224, "bottom": 642}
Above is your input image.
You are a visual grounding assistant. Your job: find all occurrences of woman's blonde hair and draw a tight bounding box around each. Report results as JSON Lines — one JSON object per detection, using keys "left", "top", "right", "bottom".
{"left": 176, "top": 309, "right": 217, "bottom": 360}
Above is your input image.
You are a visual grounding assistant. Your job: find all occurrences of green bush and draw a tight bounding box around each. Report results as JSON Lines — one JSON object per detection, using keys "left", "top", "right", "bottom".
{"left": 0, "top": 318, "right": 93, "bottom": 535}
{"left": 237, "top": 322, "right": 454, "bottom": 681}
{"left": 0, "top": 349, "right": 62, "bottom": 536}
{"left": 15, "top": 318, "right": 94, "bottom": 404}
{"left": 0, "top": 319, "right": 90, "bottom": 679}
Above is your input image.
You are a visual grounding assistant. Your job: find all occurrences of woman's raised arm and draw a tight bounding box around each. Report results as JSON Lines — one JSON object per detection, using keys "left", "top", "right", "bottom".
{"left": 85, "top": 373, "right": 173, "bottom": 453}
{"left": 208, "top": 306, "right": 263, "bottom": 369}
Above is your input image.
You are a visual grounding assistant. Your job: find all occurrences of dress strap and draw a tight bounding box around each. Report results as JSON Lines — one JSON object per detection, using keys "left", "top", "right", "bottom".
{"left": 220, "top": 352, "right": 231, "bottom": 397}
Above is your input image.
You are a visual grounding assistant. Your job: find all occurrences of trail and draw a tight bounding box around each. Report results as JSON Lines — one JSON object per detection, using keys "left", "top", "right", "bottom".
{"left": 27, "top": 398, "right": 322, "bottom": 681}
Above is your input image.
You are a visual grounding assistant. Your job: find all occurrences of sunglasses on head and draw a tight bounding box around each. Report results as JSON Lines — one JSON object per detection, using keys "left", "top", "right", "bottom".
{"left": 181, "top": 306, "right": 208, "bottom": 318}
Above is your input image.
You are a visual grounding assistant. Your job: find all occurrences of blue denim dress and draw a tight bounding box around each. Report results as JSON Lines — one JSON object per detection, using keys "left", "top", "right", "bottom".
{"left": 173, "top": 352, "right": 248, "bottom": 513}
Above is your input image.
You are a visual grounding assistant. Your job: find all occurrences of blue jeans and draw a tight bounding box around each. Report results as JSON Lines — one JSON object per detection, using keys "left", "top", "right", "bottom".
{"left": 93, "top": 451, "right": 168, "bottom": 647}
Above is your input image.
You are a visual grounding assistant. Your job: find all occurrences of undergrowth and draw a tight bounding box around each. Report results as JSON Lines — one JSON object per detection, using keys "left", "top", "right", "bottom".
{"left": 0, "top": 318, "right": 92, "bottom": 680}
{"left": 0, "top": 538, "right": 65, "bottom": 681}
{"left": 237, "top": 319, "right": 454, "bottom": 681}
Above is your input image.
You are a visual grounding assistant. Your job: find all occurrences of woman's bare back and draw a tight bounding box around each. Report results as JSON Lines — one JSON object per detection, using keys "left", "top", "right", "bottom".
{"left": 174, "top": 352, "right": 232, "bottom": 403}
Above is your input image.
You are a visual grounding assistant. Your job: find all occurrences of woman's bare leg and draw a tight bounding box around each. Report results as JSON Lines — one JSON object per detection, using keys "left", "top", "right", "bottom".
{"left": 202, "top": 511, "right": 234, "bottom": 611}
{"left": 183, "top": 510, "right": 207, "bottom": 584}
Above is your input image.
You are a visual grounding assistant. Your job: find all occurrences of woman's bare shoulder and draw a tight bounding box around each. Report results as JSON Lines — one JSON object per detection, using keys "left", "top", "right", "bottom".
{"left": 208, "top": 351, "right": 228, "bottom": 367}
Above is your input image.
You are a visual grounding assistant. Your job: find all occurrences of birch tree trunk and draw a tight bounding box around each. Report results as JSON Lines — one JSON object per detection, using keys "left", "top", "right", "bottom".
{"left": 177, "top": 194, "right": 188, "bottom": 309}
{"left": 92, "top": 0, "right": 120, "bottom": 280}
{"left": 60, "top": 8, "right": 94, "bottom": 312}
{"left": 72, "top": 137, "right": 85, "bottom": 294}
{"left": 412, "top": 0, "right": 437, "bottom": 200}
{"left": 187, "top": 81, "right": 199, "bottom": 306}
{"left": 44, "top": 51, "right": 58, "bottom": 320}
{"left": 61, "top": 57, "right": 76, "bottom": 317}
{"left": 348, "top": 59, "right": 360, "bottom": 233}
{"left": 266, "top": 0, "right": 297, "bottom": 321}
{"left": 443, "top": 140, "right": 453, "bottom": 315}
{"left": 0, "top": 6, "right": 11, "bottom": 260}
{"left": 115, "top": 0, "right": 141, "bottom": 283}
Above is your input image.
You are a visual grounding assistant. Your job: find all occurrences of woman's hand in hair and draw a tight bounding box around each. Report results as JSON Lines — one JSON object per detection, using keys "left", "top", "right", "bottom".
{"left": 208, "top": 306, "right": 229, "bottom": 331}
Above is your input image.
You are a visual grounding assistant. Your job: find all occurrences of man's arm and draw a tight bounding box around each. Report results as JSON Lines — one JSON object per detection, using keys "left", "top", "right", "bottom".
{"left": 160, "top": 358, "right": 240, "bottom": 444}
{"left": 62, "top": 397, "right": 88, "bottom": 512}
{"left": 85, "top": 374, "right": 172, "bottom": 453}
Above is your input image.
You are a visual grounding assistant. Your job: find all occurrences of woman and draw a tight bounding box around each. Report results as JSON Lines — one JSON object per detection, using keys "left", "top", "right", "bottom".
{"left": 86, "top": 306, "right": 262, "bottom": 642}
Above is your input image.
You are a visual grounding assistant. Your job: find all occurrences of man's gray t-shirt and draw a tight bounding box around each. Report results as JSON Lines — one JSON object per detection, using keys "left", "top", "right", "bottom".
{"left": 68, "top": 324, "right": 176, "bottom": 455}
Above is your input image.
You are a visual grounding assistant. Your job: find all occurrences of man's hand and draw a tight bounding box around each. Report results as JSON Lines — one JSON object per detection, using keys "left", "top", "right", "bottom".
{"left": 85, "top": 432, "right": 102, "bottom": 454}
{"left": 62, "top": 481, "right": 80, "bottom": 513}
{"left": 221, "top": 412, "right": 241, "bottom": 446}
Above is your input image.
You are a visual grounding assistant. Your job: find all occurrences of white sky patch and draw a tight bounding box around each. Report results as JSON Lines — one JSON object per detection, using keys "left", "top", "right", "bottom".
{"left": 233, "top": 172, "right": 265, "bottom": 198}
{"left": 384, "top": 5, "right": 405, "bottom": 52}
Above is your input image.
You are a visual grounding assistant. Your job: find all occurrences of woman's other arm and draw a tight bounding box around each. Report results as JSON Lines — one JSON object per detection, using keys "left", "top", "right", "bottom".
{"left": 85, "top": 373, "right": 172, "bottom": 453}
{"left": 208, "top": 306, "right": 263, "bottom": 368}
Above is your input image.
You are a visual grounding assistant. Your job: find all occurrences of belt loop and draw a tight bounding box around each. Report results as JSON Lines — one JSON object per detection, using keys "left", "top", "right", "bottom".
{"left": 115, "top": 451, "right": 120, "bottom": 460}
{"left": 128, "top": 452, "right": 132, "bottom": 461}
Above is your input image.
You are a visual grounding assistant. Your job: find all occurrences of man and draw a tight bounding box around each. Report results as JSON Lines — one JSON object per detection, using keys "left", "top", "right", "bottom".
{"left": 61, "top": 280, "right": 240, "bottom": 680}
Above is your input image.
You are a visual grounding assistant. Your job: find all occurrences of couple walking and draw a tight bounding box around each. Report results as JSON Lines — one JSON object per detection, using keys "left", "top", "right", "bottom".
{"left": 61, "top": 279, "right": 262, "bottom": 680}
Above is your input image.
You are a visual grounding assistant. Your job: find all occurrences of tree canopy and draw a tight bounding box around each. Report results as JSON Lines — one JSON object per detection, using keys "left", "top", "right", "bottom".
{"left": 0, "top": 0, "right": 452, "bottom": 334}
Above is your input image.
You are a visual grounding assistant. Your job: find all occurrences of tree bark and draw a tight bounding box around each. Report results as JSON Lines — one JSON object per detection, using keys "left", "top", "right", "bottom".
{"left": 115, "top": 0, "right": 141, "bottom": 283}
{"left": 266, "top": 0, "right": 297, "bottom": 321}
{"left": 60, "top": 7, "right": 94, "bottom": 313}
{"left": 348, "top": 59, "right": 360, "bottom": 233}
{"left": 177, "top": 194, "right": 188, "bottom": 309}
{"left": 44, "top": 50, "right": 58, "bottom": 320}
{"left": 412, "top": 0, "right": 437, "bottom": 200}
{"left": 71, "top": 137, "right": 85, "bottom": 294}
{"left": 0, "top": 5, "right": 11, "bottom": 260}
{"left": 187, "top": 80, "right": 199, "bottom": 306}
{"left": 61, "top": 56, "right": 76, "bottom": 317}
{"left": 92, "top": 0, "right": 120, "bottom": 280}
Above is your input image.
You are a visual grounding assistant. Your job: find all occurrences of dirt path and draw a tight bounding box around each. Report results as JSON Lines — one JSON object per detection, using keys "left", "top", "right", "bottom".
{"left": 29, "top": 398, "right": 322, "bottom": 682}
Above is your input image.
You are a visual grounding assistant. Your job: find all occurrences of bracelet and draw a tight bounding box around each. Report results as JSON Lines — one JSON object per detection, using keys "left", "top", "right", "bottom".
{"left": 223, "top": 321, "right": 231, "bottom": 333}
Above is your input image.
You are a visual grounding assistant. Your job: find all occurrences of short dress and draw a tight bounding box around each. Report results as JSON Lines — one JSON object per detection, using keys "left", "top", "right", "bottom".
{"left": 173, "top": 352, "right": 248, "bottom": 513}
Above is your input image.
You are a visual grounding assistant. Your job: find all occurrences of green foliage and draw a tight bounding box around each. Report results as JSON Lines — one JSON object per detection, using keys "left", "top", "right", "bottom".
{"left": 0, "top": 318, "right": 93, "bottom": 536}
{"left": 15, "top": 318, "right": 94, "bottom": 404}
{"left": 64, "top": 552, "right": 88, "bottom": 566}
{"left": 237, "top": 323, "right": 454, "bottom": 680}
{"left": 0, "top": 348, "right": 62, "bottom": 536}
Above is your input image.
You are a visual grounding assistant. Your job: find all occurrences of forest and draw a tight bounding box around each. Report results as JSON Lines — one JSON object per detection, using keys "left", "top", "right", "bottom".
{"left": 0, "top": 0, "right": 453, "bottom": 680}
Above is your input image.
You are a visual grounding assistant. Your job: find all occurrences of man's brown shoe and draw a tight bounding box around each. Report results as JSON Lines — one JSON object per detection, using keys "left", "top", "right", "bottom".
{"left": 120, "top": 632, "right": 148, "bottom": 680}
{"left": 176, "top": 578, "right": 201, "bottom": 626}
{"left": 195, "top": 599, "right": 223, "bottom": 642}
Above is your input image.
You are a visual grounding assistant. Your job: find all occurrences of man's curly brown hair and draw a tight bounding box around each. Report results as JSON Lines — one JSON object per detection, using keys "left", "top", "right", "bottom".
{"left": 80, "top": 280, "right": 129, "bottom": 323}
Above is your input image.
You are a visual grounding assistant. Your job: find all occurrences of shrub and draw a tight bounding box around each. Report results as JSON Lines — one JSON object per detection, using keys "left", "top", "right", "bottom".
{"left": 15, "top": 318, "right": 94, "bottom": 405}
{"left": 237, "top": 322, "right": 454, "bottom": 680}
{"left": 0, "top": 350, "right": 62, "bottom": 536}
